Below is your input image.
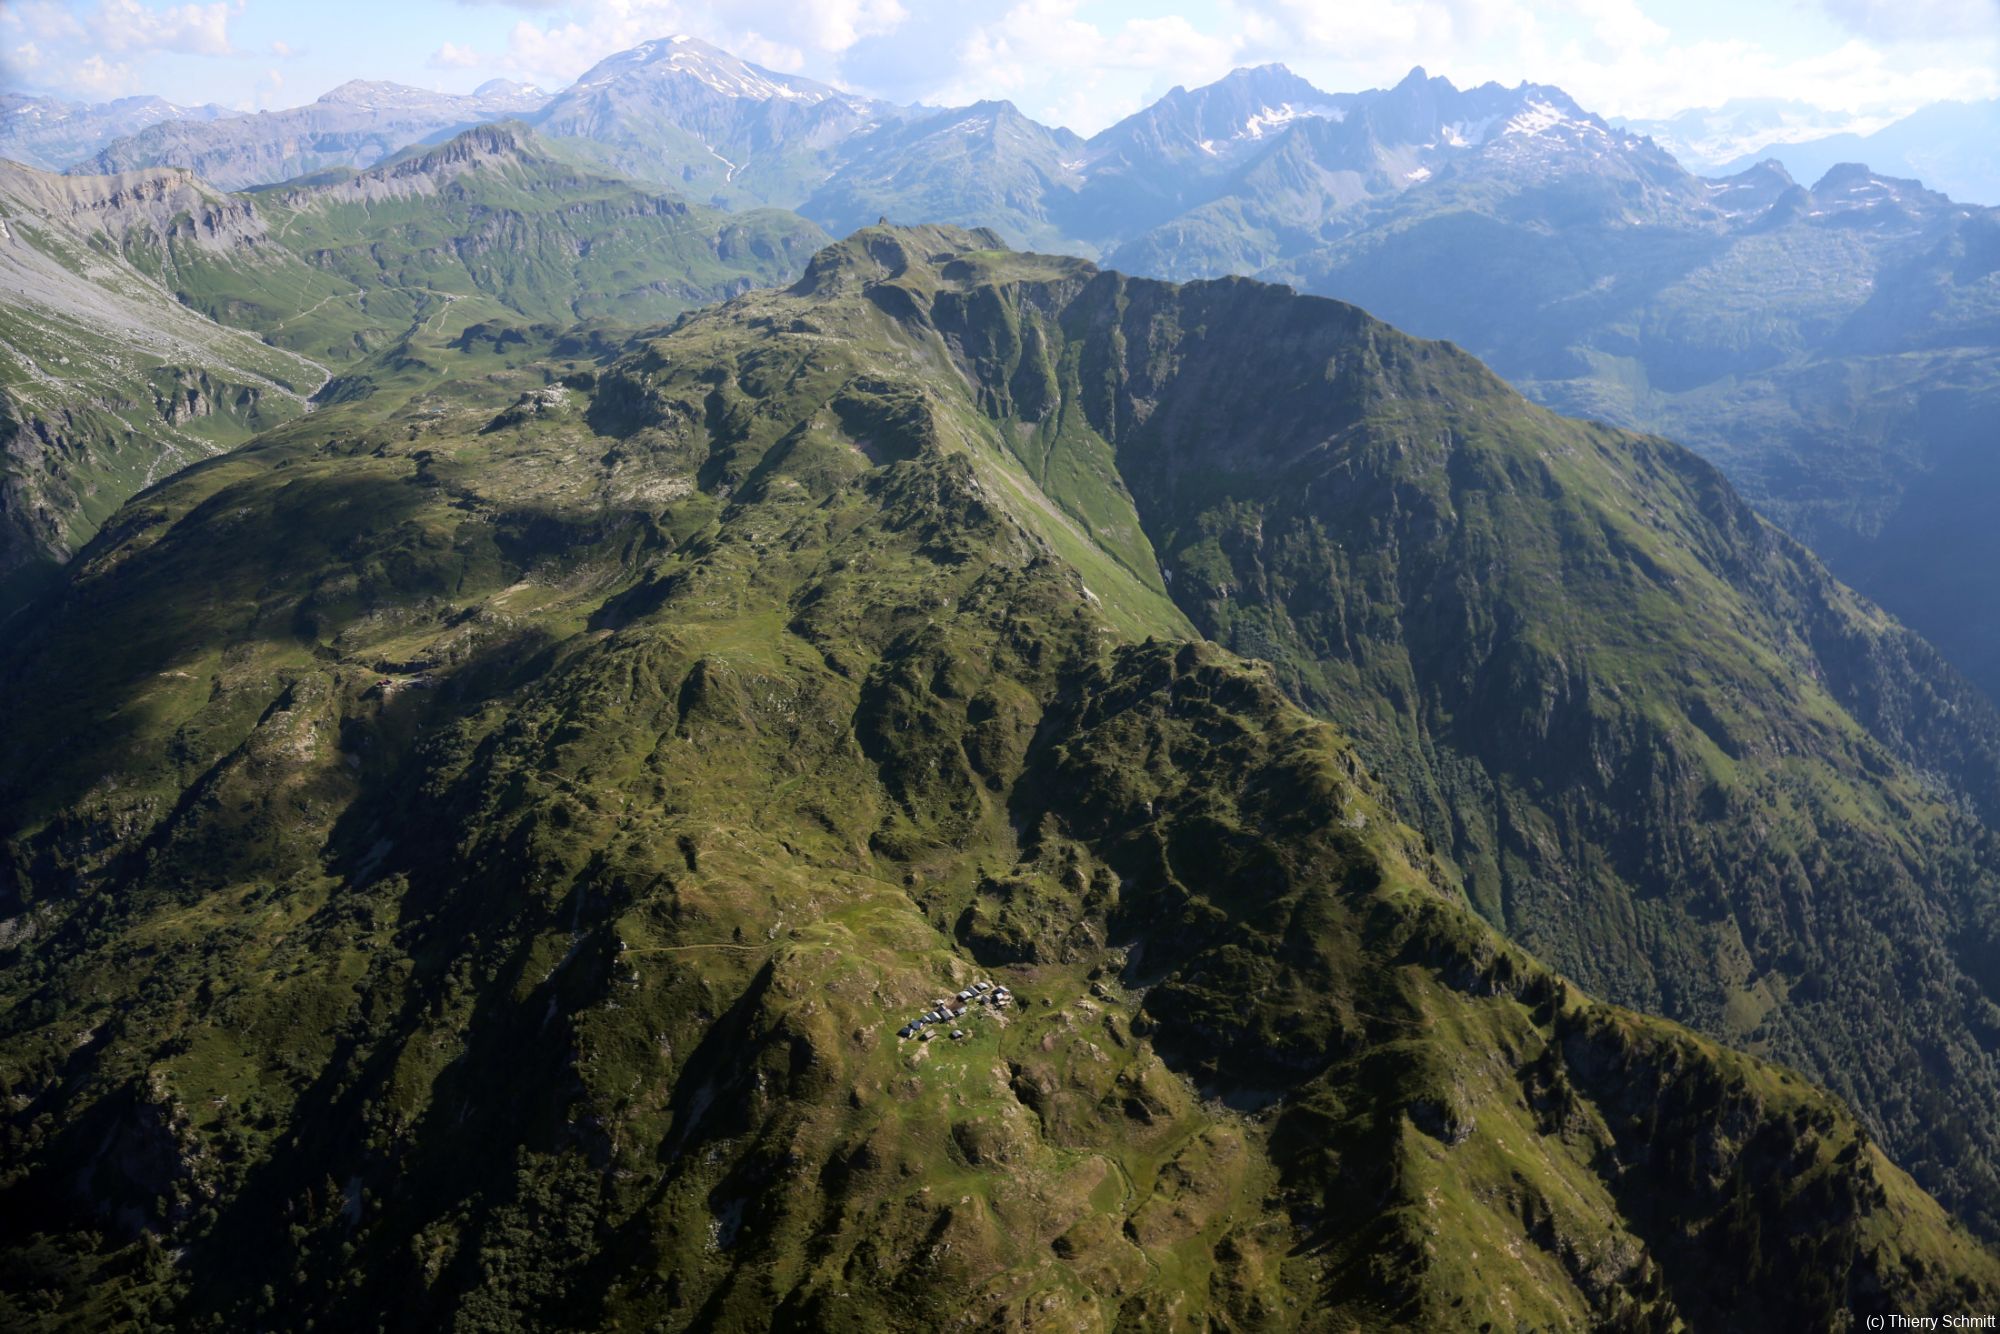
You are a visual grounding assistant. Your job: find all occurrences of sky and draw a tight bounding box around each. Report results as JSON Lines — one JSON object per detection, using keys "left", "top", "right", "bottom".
{"left": 3, "top": 0, "right": 1998, "bottom": 132}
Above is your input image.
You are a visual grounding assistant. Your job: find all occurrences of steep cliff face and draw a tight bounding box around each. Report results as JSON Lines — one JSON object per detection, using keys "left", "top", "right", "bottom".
{"left": 1, "top": 227, "right": 1995, "bottom": 1328}
{"left": 0, "top": 162, "right": 323, "bottom": 601}
{"left": 1, "top": 163, "right": 271, "bottom": 253}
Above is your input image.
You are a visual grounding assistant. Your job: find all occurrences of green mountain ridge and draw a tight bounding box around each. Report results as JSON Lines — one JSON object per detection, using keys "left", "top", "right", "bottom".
{"left": 2, "top": 225, "right": 1997, "bottom": 1327}
{"left": 0, "top": 124, "right": 827, "bottom": 620}
{"left": 856, "top": 235, "right": 2000, "bottom": 1237}
{"left": 61, "top": 46, "right": 2000, "bottom": 712}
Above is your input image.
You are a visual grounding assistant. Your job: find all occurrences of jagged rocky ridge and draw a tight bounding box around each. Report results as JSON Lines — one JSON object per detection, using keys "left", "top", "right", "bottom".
{"left": 0, "top": 226, "right": 1996, "bottom": 1327}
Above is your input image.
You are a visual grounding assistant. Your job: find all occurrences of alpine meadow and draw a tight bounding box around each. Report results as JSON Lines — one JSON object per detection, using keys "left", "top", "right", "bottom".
{"left": 5, "top": 6, "right": 2000, "bottom": 1332}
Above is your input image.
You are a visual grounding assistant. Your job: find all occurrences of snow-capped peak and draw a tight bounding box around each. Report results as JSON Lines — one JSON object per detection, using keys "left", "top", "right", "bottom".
{"left": 568, "top": 36, "right": 843, "bottom": 105}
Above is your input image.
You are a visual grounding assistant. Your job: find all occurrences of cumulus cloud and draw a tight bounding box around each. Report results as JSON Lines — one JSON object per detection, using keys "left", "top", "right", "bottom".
{"left": 71, "top": 53, "right": 139, "bottom": 95}
{"left": 89, "top": 0, "right": 237, "bottom": 57}
{"left": 0, "top": 0, "right": 244, "bottom": 99}
{"left": 429, "top": 40, "right": 486, "bottom": 70}
{"left": 0, "top": 1, "right": 86, "bottom": 53}
{"left": 931, "top": 0, "right": 1241, "bottom": 130}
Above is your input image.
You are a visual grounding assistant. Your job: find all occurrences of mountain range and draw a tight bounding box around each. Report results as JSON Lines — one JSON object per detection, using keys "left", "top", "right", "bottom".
{"left": 7, "top": 32, "right": 2000, "bottom": 1328}
{"left": 1714, "top": 99, "right": 2000, "bottom": 208}
{"left": 0, "top": 93, "right": 237, "bottom": 173}
{"left": 75, "top": 79, "right": 549, "bottom": 189}
{"left": 5, "top": 221, "right": 2000, "bottom": 1328}
{"left": 35, "top": 41, "right": 2000, "bottom": 706}
{"left": 1615, "top": 99, "right": 1894, "bottom": 175}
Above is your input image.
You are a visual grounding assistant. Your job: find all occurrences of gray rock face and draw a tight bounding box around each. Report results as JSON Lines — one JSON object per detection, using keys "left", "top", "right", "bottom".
{"left": 0, "top": 161, "right": 322, "bottom": 585}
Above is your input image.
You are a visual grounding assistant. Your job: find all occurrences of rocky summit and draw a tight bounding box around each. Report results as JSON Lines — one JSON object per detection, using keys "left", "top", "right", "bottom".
{"left": 3, "top": 224, "right": 1998, "bottom": 1329}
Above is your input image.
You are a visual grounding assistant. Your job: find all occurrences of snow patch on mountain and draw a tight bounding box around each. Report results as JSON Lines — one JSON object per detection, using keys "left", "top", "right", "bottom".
{"left": 1240, "top": 102, "right": 1343, "bottom": 140}
{"left": 1441, "top": 115, "right": 1499, "bottom": 148}
{"left": 1503, "top": 100, "right": 1575, "bottom": 137}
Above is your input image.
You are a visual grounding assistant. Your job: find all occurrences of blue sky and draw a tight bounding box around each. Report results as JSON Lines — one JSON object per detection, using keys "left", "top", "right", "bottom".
{"left": 4, "top": 0, "right": 1998, "bottom": 131}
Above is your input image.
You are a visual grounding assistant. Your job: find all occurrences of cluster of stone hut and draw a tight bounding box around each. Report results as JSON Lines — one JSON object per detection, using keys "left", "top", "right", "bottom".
{"left": 898, "top": 980, "right": 1014, "bottom": 1041}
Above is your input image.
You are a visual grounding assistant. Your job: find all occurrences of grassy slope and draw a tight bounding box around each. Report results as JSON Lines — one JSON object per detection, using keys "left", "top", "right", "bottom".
{"left": 0, "top": 126, "right": 828, "bottom": 620}
{"left": 0, "top": 226, "right": 1995, "bottom": 1329}
{"left": 767, "top": 235, "right": 2000, "bottom": 1239}
{"left": 214, "top": 124, "right": 829, "bottom": 365}
{"left": 983, "top": 263, "right": 2000, "bottom": 1240}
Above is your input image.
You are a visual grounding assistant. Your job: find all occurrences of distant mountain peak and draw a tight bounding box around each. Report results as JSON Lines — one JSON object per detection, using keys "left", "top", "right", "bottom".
{"left": 963, "top": 98, "right": 1021, "bottom": 115}
{"left": 1222, "top": 62, "right": 1310, "bottom": 86}
{"left": 473, "top": 78, "right": 543, "bottom": 100}
{"left": 307, "top": 79, "right": 546, "bottom": 114}
{"left": 1803, "top": 161, "right": 1959, "bottom": 216}
{"left": 1703, "top": 156, "right": 1799, "bottom": 217}
{"left": 565, "top": 34, "right": 853, "bottom": 106}
{"left": 315, "top": 79, "right": 422, "bottom": 106}
{"left": 1815, "top": 160, "right": 1889, "bottom": 188}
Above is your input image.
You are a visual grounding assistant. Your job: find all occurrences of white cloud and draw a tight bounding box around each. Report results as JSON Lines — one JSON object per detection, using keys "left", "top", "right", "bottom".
{"left": 429, "top": 40, "right": 486, "bottom": 70}
{"left": 0, "top": 0, "right": 243, "bottom": 99}
{"left": 785, "top": 0, "right": 907, "bottom": 53}
{"left": 932, "top": 0, "right": 1242, "bottom": 130}
{"left": 733, "top": 35, "right": 809, "bottom": 73}
{"left": 70, "top": 53, "right": 138, "bottom": 95}
{"left": 0, "top": 2, "right": 87, "bottom": 48}
{"left": 89, "top": 0, "right": 236, "bottom": 57}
